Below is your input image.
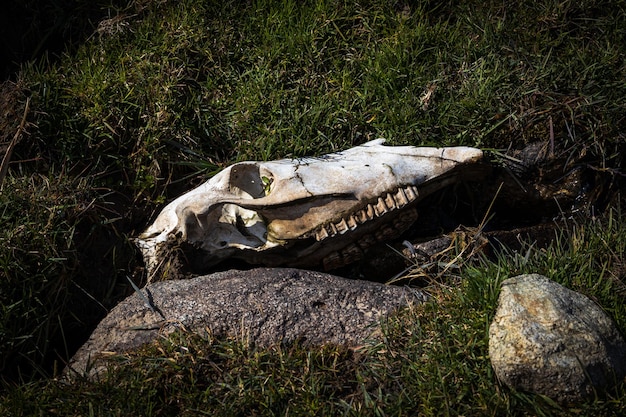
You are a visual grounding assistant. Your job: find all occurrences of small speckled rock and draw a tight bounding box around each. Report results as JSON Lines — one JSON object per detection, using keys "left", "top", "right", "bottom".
{"left": 489, "top": 274, "right": 626, "bottom": 403}
{"left": 66, "top": 268, "right": 426, "bottom": 379}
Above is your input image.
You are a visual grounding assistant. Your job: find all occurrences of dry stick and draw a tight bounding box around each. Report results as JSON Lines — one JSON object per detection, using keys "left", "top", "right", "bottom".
{"left": 437, "top": 182, "right": 504, "bottom": 279}
{"left": 548, "top": 115, "right": 555, "bottom": 158}
{"left": 387, "top": 183, "right": 505, "bottom": 286}
{"left": 0, "top": 97, "right": 30, "bottom": 190}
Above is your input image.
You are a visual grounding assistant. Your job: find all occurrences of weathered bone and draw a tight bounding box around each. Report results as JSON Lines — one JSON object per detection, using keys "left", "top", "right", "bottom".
{"left": 136, "top": 139, "right": 486, "bottom": 276}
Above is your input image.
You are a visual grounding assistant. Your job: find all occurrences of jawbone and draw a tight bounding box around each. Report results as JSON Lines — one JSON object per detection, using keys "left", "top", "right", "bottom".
{"left": 136, "top": 139, "right": 488, "bottom": 277}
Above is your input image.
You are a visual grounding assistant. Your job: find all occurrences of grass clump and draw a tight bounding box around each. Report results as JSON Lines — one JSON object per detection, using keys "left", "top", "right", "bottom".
{"left": 0, "top": 173, "right": 135, "bottom": 382}
{"left": 0, "top": 0, "right": 625, "bottom": 413}
{"left": 0, "top": 175, "right": 87, "bottom": 379}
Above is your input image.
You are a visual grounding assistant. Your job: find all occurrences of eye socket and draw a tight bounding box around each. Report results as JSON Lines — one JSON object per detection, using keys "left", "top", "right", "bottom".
{"left": 229, "top": 163, "right": 268, "bottom": 198}
{"left": 218, "top": 240, "right": 228, "bottom": 247}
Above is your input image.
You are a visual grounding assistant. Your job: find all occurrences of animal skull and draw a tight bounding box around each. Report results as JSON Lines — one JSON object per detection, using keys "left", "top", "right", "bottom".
{"left": 136, "top": 139, "right": 486, "bottom": 276}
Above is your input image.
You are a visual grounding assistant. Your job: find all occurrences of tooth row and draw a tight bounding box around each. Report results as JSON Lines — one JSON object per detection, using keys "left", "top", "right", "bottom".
{"left": 323, "top": 243, "right": 364, "bottom": 270}
{"left": 321, "top": 208, "right": 419, "bottom": 270}
{"left": 314, "top": 185, "right": 419, "bottom": 242}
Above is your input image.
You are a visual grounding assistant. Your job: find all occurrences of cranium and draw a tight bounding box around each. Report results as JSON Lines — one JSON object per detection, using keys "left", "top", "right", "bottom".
{"left": 137, "top": 139, "right": 486, "bottom": 276}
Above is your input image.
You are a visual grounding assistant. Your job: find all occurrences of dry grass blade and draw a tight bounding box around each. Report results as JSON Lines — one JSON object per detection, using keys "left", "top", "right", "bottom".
{"left": 0, "top": 96, "right": 29, "bottom": 189}
{"left": 392, "top": 183, "right": 502, "bottom": 287}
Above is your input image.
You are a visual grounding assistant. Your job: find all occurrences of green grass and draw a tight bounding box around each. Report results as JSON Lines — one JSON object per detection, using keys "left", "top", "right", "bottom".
{"left": 2, "top": 210, "right": 626, "bottom": 415}
{"left": 1, "top": 0, "right": 625, "bottom": 414}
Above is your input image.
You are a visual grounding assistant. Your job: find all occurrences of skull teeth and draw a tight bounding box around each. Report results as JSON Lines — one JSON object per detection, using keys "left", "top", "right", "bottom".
{"left": 404, "top": 185, "right": 418, "bottom": 202}
{"left": 323, "top": 243, "right": 364, "bottom": 270}
{"left": 363, "top": 205, "right": 375, "bottom": 221}
{"left": 373, "top": 197, "right": 388, "bottom": 216}
{"left": 321, "top": 208, "right": 419, "bottom": 270}
{"left": 314, "top": 184, "right": 420, "bottom": 242}
{"left": 395, "top": 186, "right": 418, "bottom": 207}
{"left": 334, "top": 218, "right": 350, "bottom": 234}
{"left": 347, "top": 215, "right": 359, "bottom": 229}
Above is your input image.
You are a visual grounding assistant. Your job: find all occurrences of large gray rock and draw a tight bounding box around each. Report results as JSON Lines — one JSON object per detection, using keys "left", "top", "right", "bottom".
{"left": 67, "top": 268, "right": 426, "bottom": 379}
{"left": 489, "top": 274, "right": 626, "bottom": 403}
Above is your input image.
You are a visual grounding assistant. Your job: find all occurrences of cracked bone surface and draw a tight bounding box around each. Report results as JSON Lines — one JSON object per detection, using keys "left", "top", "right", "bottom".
{"left": 137, "top": 139, "right": 486, "bottom": 275}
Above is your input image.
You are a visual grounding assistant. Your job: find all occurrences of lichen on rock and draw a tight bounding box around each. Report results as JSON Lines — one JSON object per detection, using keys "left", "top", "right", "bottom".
{"left": 489, "top": 273, "right": 626, "bottom": 403}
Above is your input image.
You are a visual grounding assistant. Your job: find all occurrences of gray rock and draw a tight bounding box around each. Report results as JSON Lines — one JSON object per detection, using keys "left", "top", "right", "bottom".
{"left": 489, "top": 273, "right": 626, "bottom": 403}
{"left": 66, "top": 267, "right": 426, "bottom": 379}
